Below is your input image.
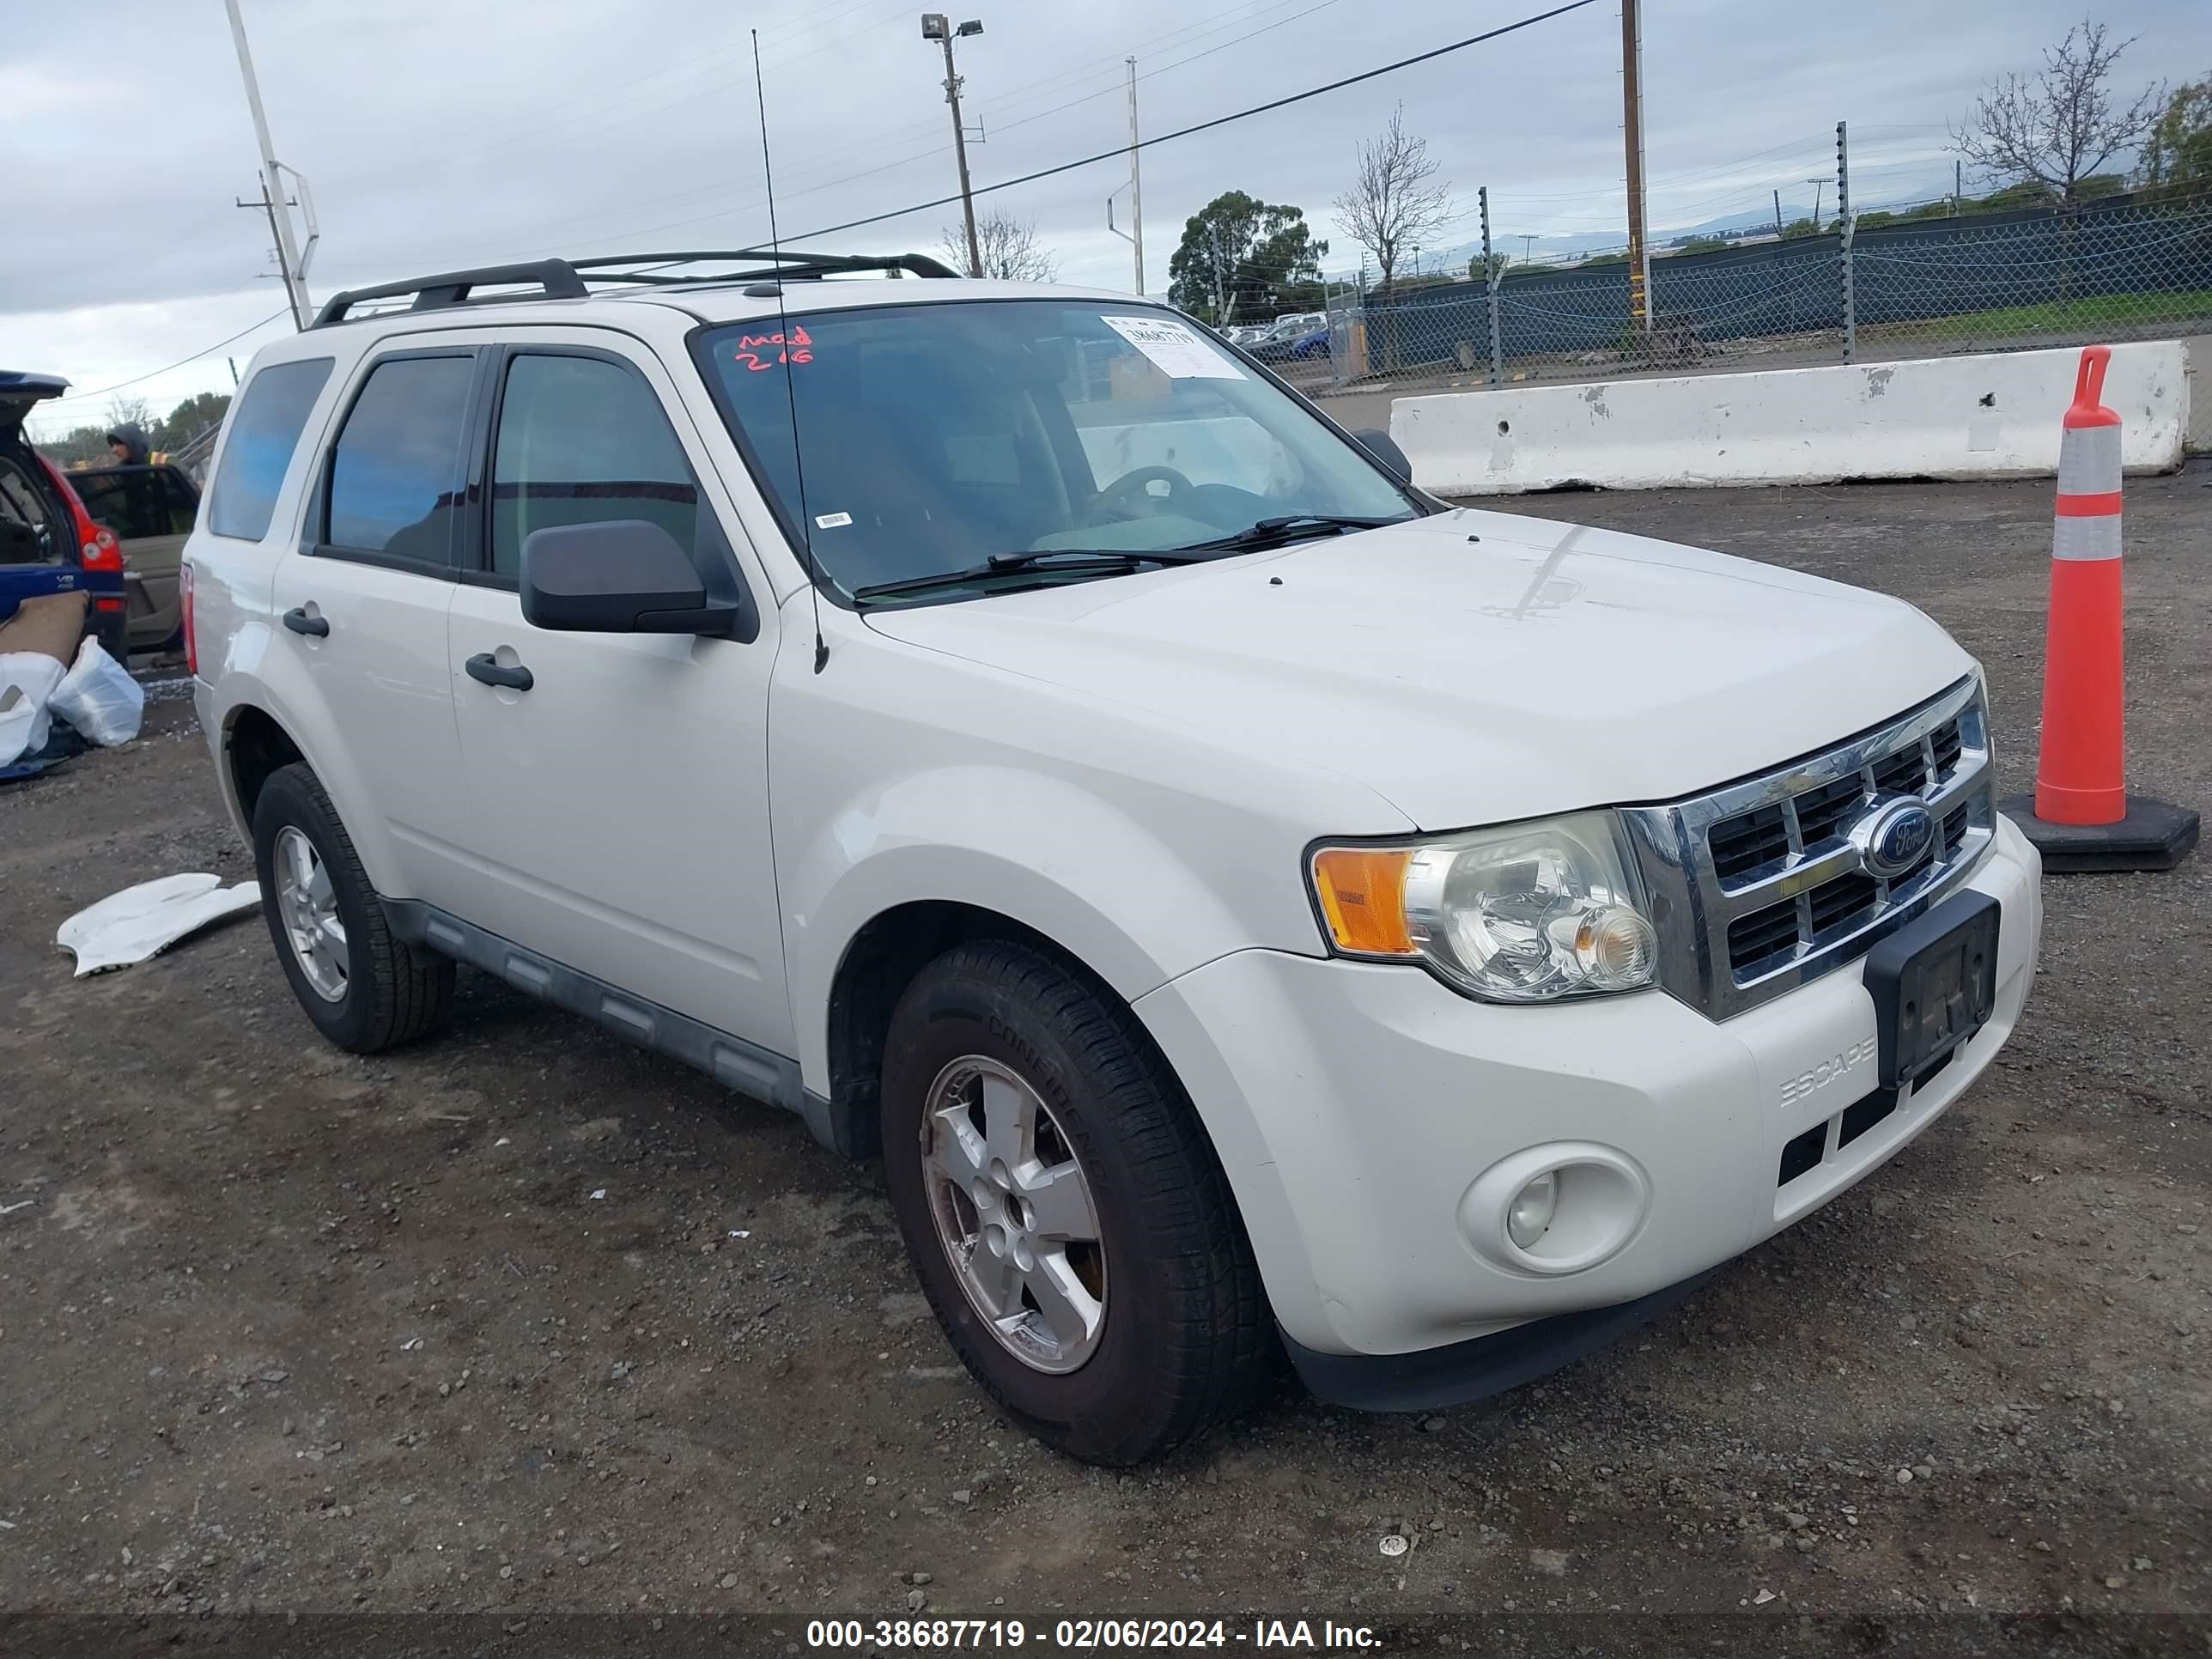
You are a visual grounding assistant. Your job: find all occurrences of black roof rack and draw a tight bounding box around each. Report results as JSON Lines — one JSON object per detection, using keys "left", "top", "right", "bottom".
{"left": 311, "top": 248, "right": 960, "bottom": 328}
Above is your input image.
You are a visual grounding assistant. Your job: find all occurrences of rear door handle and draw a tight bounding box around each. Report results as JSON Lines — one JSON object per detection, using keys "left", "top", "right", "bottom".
{"left": 465, "top": 653, "right": 534, "bottom": 692}
{"left": 283, "top": 606, "right": 329, "bottom": 637}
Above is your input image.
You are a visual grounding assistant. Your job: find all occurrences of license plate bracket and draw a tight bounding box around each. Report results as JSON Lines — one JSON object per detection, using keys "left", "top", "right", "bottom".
{"left": 1863, "top": 891, "right": 2001, "bottom": 1090}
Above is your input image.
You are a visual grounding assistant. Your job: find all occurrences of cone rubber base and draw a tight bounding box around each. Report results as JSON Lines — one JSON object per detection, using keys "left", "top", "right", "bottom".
{"left": 1998, "top": 794, "right": 2201, "bottom": 874}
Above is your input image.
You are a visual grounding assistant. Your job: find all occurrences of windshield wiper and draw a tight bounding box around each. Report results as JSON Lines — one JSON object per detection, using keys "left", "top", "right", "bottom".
{"left": 851, "top": 547, "right": 1215, "bottom": 603}
{"left": 1186, "top": 514, "right": 1410, "bottom": 554}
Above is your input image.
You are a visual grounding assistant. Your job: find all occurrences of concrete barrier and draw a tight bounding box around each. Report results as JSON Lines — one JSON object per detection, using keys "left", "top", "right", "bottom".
{"left": 1389, "top": 342, "right": 2192, "bottom": 496}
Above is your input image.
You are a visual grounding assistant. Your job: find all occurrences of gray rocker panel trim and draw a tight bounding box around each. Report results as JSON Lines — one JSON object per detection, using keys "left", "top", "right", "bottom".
{"left": 380, "top": 898, "right": 870, "bottom": 1158}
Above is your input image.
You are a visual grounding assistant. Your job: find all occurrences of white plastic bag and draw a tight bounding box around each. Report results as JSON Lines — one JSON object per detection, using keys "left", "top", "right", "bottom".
{"left": 0, "top": 650, "right": 68, "bottom": 764}
{"left": 48, "top": 636, "right": 144, "bottom": 747}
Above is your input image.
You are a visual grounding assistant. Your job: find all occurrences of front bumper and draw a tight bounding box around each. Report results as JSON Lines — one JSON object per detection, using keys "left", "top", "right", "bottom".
{"left": 1133, "top": 813, "right": 2042, "bottom": 1372}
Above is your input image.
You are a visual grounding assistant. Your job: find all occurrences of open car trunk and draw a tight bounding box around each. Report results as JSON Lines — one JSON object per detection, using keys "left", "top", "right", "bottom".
{"left": 1, "top": 373, "right": 79, "bottom": 576}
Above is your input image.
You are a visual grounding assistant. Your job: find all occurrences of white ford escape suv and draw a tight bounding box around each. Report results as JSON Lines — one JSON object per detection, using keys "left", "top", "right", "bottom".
{"left": 187, "top": 251, "right": 2041, "bottom": 1465}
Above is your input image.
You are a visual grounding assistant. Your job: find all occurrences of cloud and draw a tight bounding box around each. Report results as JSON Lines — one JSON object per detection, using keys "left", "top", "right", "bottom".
{"left": 9, "top": 0, "right": 2204, "bottom": 429}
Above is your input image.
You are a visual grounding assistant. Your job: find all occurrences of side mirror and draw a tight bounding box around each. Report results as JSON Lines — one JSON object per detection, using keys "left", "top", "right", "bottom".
{"left": 1352, "top": 428, "right": 1413, "bottom": 485}
{"left": 520, "top": 520, "right": 733, "bottom": 635}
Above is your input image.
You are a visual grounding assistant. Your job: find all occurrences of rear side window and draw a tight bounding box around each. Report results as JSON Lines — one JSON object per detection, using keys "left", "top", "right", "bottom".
{"left": 325, "top": 355, "right": 474, "bottom": 564}
{"left": 489, "top": 354, "right": 698, "bottom": 580}
{"left": 207, "top": 357, "right": 333, "bottom": 541}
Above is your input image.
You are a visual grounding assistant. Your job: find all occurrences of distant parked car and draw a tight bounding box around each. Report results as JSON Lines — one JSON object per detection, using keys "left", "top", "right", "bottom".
{"left": 1249, "top": 312, "right": 1328, "bottom": 362}
{"left": 64, "top": 460, "right": 200, "bottom": 654}
{"left": 1289, "top": 325, "right": 1332, "bottom": 361}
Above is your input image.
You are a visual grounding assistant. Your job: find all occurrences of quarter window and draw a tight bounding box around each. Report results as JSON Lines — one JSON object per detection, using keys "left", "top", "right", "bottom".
{"left": 206, "top": 356, "right": 333, "bottom": 542}
{"left": 325, "top": 355, "right": 474, "bottom": 562}
{"left": 489, "top": 354, "right": 699, "bottom": 580}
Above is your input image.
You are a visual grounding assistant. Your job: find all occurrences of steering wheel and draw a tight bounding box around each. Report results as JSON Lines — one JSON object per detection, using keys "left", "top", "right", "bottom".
{"left": 1087, "top": 465, "right": 1196, "bottom": 525}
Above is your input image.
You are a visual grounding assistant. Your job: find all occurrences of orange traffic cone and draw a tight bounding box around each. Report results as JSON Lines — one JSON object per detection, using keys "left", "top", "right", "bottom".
{"left": 1999, "top": 345, "right": 2197, "bottom": 872}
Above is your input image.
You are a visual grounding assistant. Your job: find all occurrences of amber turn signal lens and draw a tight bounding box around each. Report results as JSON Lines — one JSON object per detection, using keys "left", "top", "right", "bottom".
{"left": 1310, "top": 847, "right": 1416, "bottom": 956}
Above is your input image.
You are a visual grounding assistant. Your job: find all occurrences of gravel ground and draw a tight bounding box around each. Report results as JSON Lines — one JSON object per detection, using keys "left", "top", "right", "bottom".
{"left": 1, "top": 469, "right": 2206, "bottom": 1655}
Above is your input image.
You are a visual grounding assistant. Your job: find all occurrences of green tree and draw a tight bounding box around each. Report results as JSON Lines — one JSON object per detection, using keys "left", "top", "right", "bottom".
{"left": 151, "top": 391, "right": 231, "bottom": 457}
{"left": 2138, "top": 74, "right": 2212, "bottom": 198}
{"left": 1167, "top": 191, "right": 1327, "bottom": 324}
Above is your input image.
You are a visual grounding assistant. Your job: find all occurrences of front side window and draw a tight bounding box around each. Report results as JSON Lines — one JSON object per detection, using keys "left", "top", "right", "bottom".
{"left": 206, "top": 356, "right": 333, "bottom": 542}
{"left": 694, "top": 301, "right": 1417, "bottom": 601}
{"left": 489, "top": 354, "right": 699, "bottom": 580}
{"left": 68, "top": 468, "right": 196, "bottom": 540}
{"left": 325, "top": 355, "right": 473, "bottom": 563}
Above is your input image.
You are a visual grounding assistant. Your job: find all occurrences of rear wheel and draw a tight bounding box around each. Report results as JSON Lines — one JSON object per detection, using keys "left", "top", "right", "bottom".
{"left": 251, "top": 763, "right": 453, "bottom": 1053}
{"left": 879, "top": 940, "right": 1268, "bottom": 1465}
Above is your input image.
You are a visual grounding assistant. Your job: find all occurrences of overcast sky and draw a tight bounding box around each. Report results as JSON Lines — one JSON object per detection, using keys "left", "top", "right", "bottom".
{"left": 7, "top": 0, "right": 2205, "bottom": 436}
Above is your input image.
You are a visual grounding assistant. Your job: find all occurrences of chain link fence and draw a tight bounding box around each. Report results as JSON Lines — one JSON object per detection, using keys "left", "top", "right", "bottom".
{"left": 1315, "top": 185, "right": 2212, "bottom": 399}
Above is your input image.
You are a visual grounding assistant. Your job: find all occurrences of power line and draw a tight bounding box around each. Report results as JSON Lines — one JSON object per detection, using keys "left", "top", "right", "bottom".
{"left": 784, "top": 0, "right": 1602, "bottom": 243}
{"left": 35, "top": 311, "right": 289, "bottom": 413}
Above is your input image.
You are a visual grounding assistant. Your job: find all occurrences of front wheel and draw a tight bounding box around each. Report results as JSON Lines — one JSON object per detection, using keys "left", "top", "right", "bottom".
{"left": 879, "top": 940, "right": 1269, "bottom": 1465}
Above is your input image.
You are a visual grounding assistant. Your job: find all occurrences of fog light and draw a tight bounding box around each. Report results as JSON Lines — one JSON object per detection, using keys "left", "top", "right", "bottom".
{"left": 1507, "top": 1171, "right": 1558, "bottom": 1249}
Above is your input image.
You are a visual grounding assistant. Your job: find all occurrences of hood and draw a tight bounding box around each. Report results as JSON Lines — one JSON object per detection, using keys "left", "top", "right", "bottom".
{"left": 104, "top": 422, "right": 149, "bottom": 465}
{"left": 863, "top": 507, "right": 1972, "bottom": 831}
{"left": 0, "top": 371, "right": 70, "bottom": 447}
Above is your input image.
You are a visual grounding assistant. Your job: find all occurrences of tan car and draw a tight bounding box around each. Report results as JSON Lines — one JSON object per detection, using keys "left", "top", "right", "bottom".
{"left": 64, "top": 462, "right": 199, "bottom": 654}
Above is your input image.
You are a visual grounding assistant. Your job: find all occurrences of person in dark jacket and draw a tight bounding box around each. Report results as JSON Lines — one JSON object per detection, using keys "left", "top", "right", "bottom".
{"left": 105, "top": 424, "right": 149, "bottom": 465}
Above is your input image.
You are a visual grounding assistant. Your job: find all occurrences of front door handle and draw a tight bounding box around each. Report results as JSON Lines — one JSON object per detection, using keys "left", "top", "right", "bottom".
{"left": 465, "top": 652, "right": 534, "bottom": 692}
{"left": 283, "top": 606, "right": 329, "bottom": 637}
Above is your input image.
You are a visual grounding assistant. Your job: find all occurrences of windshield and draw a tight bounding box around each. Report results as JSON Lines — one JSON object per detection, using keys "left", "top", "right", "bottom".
{"left": 693, "top": 300, "right": 1418, "bottom": 601}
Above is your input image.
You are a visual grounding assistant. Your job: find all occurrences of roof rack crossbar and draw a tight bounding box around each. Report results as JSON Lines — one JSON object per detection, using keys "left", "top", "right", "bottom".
{"left": 313, "top": 260, "right": 590, "bottom": 327}
{"left": 310, "top": 249, "right": 958, "bottom": 328}
{"left": 568, "top": 249, "right": 961, "bottom": 281}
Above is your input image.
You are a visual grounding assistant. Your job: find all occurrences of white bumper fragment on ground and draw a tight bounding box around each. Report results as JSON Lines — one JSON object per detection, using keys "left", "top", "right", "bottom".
{"left": 57, "top": 874, "right": 262, "bottom": 976}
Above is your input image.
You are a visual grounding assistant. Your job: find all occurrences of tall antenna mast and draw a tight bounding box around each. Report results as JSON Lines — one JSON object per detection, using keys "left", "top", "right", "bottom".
{"left": 753, "top": 31, "right": 829, "bottom": 673}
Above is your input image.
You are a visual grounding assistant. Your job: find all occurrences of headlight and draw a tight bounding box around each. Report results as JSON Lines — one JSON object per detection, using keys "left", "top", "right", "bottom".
{"left": 1309, "top": 811, "right": 1656, "bottom": 1003}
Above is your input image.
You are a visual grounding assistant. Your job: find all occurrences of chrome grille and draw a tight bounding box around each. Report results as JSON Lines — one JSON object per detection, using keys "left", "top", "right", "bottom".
{"left": 1620, "top": 676, "right": 1996, "bottom": 1021}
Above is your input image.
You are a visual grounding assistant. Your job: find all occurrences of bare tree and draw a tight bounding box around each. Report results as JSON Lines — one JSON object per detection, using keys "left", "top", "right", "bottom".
{"left": 1332, "top": 103, "right": 1452, "bottom": 300}
{"left": 1951, "top": 18, "right": 2166, "bottom": 204}
{"left": 104, "top": 393, "right": 154, "bottom": 437}
{"left": 939, "top": 210, "right": 1059, "bottom": 282}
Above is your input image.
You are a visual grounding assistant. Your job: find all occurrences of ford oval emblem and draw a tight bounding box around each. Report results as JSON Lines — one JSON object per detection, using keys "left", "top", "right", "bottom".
{"left": 1862, "top": 798, "right": 1936, "bottom": 878}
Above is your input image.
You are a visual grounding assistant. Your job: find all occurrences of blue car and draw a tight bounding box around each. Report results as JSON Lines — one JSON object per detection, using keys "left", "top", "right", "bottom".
{"left": 1288, "top": 325, "right": 1331, "bottom": 360}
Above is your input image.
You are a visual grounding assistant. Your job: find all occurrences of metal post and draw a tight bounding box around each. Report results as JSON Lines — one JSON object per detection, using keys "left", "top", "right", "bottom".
{"left": 1480, "top": 186, "right": 1503, "bottom": 386}
{"left": 1837, "top": 120, "right": 1856, "bottom": 364}
{"left": 224, "top": 0, "right": 310, "bottom": 330}
{"left": 1954, "top": 159, "right": 1962, "bottom": 216}
{"left": 1621, "top": 0, "right": 1651, "bottom": 334}
{"left": 941, "top": 32, "right": 982, "bottom": 278}
{"left": 1126, "top": 58, "right": 1145, "bottom": 296}
{"left": 1774, "top": 188, "right": 1783, "bottom": 238}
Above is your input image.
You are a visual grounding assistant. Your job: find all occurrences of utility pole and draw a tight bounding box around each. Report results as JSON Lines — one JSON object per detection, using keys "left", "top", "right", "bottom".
{"left": 1620, "top": 0, "right": 1650, "bottom": 333}
{"left": 224, "top": 0, "right": 314, "bottom": 331}
{"left": 1107, "top": 57, "right": 1145, "bottom": 294}
{"left": 1804, "top": 177, "right": 1829, "bottom": 228}
{"left": 1954, "top": 158, "right": 1962, "bottom": 216}
{"left": 1125, "top": 58, "right": 1144, "bottom": 295}
{"left": 1773, "top": 188, "right": 1783, "bottom": 238}
{"left": 921, "top": 15, "right": 985, "bottom": 278}
{"left": 1522, "top": 234, "right": 1535, "bottom": 264}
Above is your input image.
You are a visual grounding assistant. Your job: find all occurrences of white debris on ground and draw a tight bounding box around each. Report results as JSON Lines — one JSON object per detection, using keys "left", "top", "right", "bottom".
{"left": 56, "top": 874, "right": 261, "bottom": 976}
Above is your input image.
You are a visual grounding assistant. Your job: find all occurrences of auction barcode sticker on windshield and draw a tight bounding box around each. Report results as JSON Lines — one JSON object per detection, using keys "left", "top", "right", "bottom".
{"left": 1100, "top": 314, "right": 1245, "bottom": 380}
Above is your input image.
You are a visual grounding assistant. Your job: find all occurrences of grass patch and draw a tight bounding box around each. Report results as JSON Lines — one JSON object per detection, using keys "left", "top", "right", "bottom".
{"left": 1871, "top": 289, "right": 2212, "bottom": 338}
